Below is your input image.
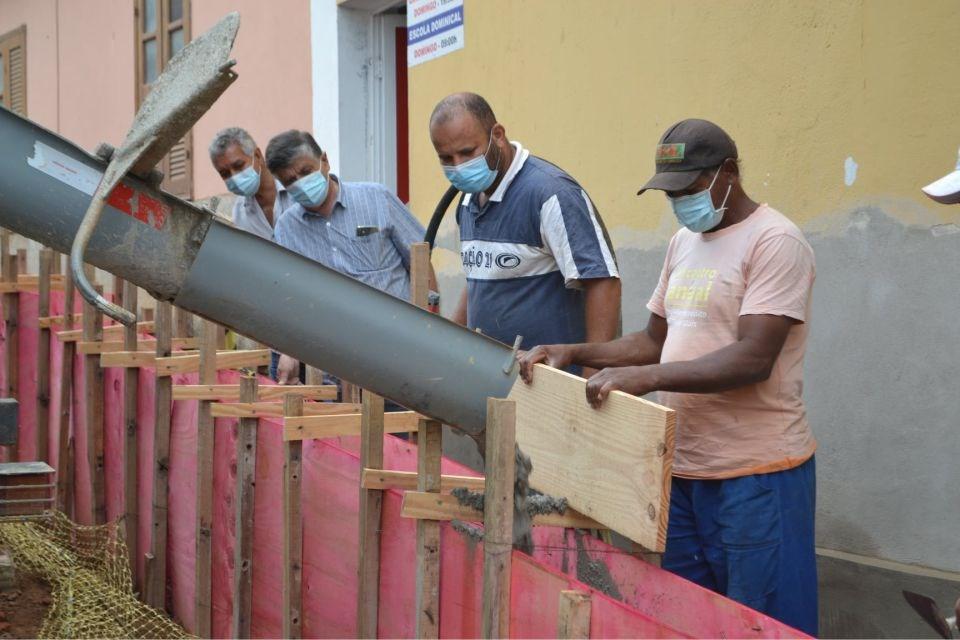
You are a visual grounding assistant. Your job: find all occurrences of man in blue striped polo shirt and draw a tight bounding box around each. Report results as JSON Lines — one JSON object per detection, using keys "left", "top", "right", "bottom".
{"left": 429, "top": 93, "right": 621, "bottom": 372}
{"left": 265, "top": 129, "right": 436, "bottom": 384}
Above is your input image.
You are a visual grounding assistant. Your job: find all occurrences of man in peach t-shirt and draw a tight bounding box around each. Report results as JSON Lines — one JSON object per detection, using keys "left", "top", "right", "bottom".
{"left": 518, "top": 119, "right": 817, "bottom": 635}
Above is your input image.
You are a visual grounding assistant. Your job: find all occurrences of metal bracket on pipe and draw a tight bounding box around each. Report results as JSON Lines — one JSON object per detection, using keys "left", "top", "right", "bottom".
{"left": 502, "top": 335, "right": 523, "bottom": 374}
{"left": 70, "top": 12, "right": 241, "bottom": 325}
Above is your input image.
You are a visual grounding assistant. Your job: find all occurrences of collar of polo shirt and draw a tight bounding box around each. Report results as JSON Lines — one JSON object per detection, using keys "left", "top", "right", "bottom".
{"left": 461, "top": 142, "right": 530, "bottom": 207}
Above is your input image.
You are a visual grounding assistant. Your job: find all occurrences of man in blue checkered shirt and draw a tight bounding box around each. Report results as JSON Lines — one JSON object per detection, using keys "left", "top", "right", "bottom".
{"left": 266, "top": 129, "right": 436, "bottom": 384}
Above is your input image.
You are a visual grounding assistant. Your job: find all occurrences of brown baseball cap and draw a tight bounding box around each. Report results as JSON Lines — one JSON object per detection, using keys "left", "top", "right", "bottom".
{"left": 637, "top": 119, "right": 738, "bottom": 195}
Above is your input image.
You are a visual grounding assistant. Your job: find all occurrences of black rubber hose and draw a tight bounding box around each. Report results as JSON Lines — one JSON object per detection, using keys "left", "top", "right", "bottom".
{"left": 424, "top": 185, "right": 461, "bottom": 249}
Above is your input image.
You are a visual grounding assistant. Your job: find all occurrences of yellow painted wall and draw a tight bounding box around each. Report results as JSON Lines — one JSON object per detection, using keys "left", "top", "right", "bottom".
{"left": 408, "top": 0, "right": 960, "bottom": 249}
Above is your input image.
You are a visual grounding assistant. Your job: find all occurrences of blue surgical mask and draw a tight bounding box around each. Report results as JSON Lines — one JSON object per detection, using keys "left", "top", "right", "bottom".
{"left": 225, "top": 161, "right": 261, "bottom": 197}
{"left": 287, "top": 171, "right": 329, "bottom": 209}
{"left": 442, "top": 133, "right": 501, "bottom": 193}
{"left": 667, "top": 168, "right": 732, "bottom": 233}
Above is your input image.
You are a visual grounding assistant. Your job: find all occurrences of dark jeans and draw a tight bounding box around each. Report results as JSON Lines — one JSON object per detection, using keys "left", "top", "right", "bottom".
{"left": 662, "top": 456, "right": 818, "bottom": 636}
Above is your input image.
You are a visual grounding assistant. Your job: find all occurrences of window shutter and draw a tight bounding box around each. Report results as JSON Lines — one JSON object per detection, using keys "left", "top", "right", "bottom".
{"left": 0, "top": 26, "right": 26, "bottom": 116}
{"left": 162, "top": 133, "right": 193, "bottom": 198}
{"left": 8, "top": 43, "right": 24, "bottom": 115}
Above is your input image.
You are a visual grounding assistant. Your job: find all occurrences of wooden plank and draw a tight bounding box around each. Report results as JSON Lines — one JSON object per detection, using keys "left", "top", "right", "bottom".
{"left": 409, "top": 242, "right": 431, "bottom": 309}
{"left": 154, "top": 349, "right": 270, "bottom": 376}
{"left": 149, "top": 301, "right": 173, "bottom": 611}
{"left": 557, "top": 590, "right": 592, "bottom": 639}
{"left": 356, "top": 392, "right": 384, "bottom": 639}
{"left": 56, "top": 270, "right": 75, "bottom": 513}
{"left": 507, "top": 364, "right": 675, "bottom": 552}
{"left": 408, "top": 241, "right": 431, "bottom": 443}
{"left": 360, "top": 469, "right": 485, "bottom": 492}
{"left": 0, "top": 280, "right": 65, "bottom": 293}
{"left": 174, "top": 307, "right": 193, "bottom": 339}
{"left": 3, "top": 251, "right": 19, "bottom": 403}
{"left": 36, "top": 249, "right": 53, "bottom": 463}
{"left": 100, "top": 351, "right": 157, "bottom": 368}
{"left": 400, "top": 491, "right": 605, "bottom": 530}
{"left": 173, "top": 384, "right": 337, "bottom": 402}
{"left": 54, "top": 319, "right": 154, "bottom": 337}
{"left": 232, "top": 375, "right": 258, "bottom": 639}
{"left": 122, "top": 279, "right": 139, "bottom": 590}
{"left": 304, "top": 366, "right": 323, "bottom": 387}
{"left": 282, "top": 394, "right": 303, "bottom": 639}
{"left": 211, "top": 401, "right": 363, "bottom": 419}
{"left": 283, "top": 411, "right": 421, "bottom": 441}
{"left": 415, "top": 419, "right": 442, "bottom": 639}
{"left": 482, "top": 397, "right": 515, "bottom": 640}
{"left": 83, "top": 280, "right": 106, "bottom": 524}
{"left": 76, "top": 337, "right": 196, "bottom": 353}
{"left": 194, "top": 320, "right": 218, "bottom": 638}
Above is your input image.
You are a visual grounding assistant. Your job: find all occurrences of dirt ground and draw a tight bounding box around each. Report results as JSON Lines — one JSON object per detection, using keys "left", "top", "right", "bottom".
{"left": 0, "top": 573, "right": 51, "bottom": 639}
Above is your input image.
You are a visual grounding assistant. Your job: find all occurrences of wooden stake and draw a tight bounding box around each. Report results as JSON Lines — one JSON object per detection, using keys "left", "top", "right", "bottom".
{"left": 232, "top": 374, "right": 258, "bottom": 639}
{"left": 149, "top": 301, "right": 173, "bottom": 611}
{"left": 56, "top": 270, "right": 75, "bottom": 514}
{"left": 415, "top": 418, "right": 442, "bottom": 639}
{"left": 122, "top": 280, "right": 139, "bottom": 589}
{"left": 83, "top": 279, "right": 105, "bottom": 524}
{"left": 36, "top": 249, "right": 54, "bottom": 463}
{"left": 174, "top": 307, "right": 193, "bottom": 339}
{"left": 282, "top": 394, "right": 304, "bottom": 639}
{"left": 194, "top": 320, "right": 218, "bottom": 638}
{"left": 356, "top": 392, "right": 384, "bottom": 638}
{"left": 408, "top": 241, "right": 431, "bottom": 443}
{"left": 482, "top": 398, "right": 516, "bottom": 640}
{"left": 3, "top": 248, "right": 19, "bottom": 402}
{"left": 557, "top": 590, "right": 591, "bottom": 639}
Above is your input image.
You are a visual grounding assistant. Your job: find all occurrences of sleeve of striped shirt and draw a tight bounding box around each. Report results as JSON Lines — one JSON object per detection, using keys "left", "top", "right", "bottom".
{"left": 383, "top": 188, "right": 427, "bottom": 271}
{"left": 539, "top": 187, "right": 620, "bottom": 286}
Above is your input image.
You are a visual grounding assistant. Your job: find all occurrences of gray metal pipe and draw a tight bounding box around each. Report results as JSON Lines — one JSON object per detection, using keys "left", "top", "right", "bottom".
{"left": 0, "top": 106, "right": 516, "bottom": 433}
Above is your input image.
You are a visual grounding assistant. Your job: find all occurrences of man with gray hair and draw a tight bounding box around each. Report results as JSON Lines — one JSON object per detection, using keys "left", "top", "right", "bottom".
{"left": 266, "top": 129, "right": 436, "bottom": 384}
{"left": 209, "top": 126, "right": 293, "bottom": 240}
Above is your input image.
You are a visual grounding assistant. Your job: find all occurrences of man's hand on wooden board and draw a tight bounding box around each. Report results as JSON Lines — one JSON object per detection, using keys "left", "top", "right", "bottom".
{"left": 584, "top": 365, "right": 658, "bottom": 408}
{"left": 516, "top": 344, "right": 574, "bottom": 383}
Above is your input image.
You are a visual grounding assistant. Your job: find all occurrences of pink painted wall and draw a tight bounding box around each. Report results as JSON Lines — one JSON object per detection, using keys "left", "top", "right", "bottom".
{"left": 0, "top": 0, "right": 135, "bottom": 150}
{"left": 0, "top": 0, "right": 58, "bottom": 130}
{"left": 190, "top": 0, "right": 314, "bottom": 200}
{"left": 0, "top": 0, "right": 310, "bottom": 201}
{"left": 55, "top": 0, "right": 136, "bottom": 152}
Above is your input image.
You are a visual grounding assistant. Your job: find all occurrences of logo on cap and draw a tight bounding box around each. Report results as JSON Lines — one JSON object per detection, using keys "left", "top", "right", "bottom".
{"left": 656, "top": 143, "right": 685, "bottom": 163}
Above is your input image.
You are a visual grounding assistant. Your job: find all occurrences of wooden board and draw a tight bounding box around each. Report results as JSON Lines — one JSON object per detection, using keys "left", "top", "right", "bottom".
{"left": 149, "top": 302, "right": 173, "bottom": 610}
{"left": 194, "top": 320, "right": 217, "bottom": 637}
{"left": 415, "top": 419, "right": 442, "bottom": 639}
{"left": 121, "top": 279, "right": 139, "bottom": 590}
{"left": 360, "top": 469, "right": 485, "bottom": 492}
{"left": 400, "top": 492, "right": 605, "bottom": 530}
{"left": 210, "top": 402, "right": 362, "bottom": 419}
{"left": 56, "top": 320, "right": 154, "bottom": 341}
{"left": 283, "top": 411, "right": 421, "bottom": 441}
{"left": 36, "top": 249, "right": 53, "bottom": 464}
{"left": 507, "top": 364, "right": 675, "bottom": 552}
{"left": 232, "top": 375, "right": 258, "bottom": 638}
{"left": 356, "top": 393, "right": 384, "bottom": 639}
{"left": 76, "top": 337, "right": 196, "bottom": 353}
{"left": 155, "top": 349, "right": 269, "bottom": 376}
{"left": 282, "top": 395, "right": 303, "bottom": 639}
{"left": 173, "top": 384, "right": 337, "bottom": 402}
{"left": 83, "top": 283, "right": 106, "bottom": 524}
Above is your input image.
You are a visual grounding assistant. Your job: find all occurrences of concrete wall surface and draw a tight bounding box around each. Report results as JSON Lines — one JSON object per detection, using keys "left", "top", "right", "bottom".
{"left": 406, "top": 0, "right": 960, "bottom": 604}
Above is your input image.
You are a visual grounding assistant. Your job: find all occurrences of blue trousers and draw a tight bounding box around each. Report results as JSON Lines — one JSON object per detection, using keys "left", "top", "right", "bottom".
{"left": 662, "top": 456, "right": 818, "bottom": 636}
